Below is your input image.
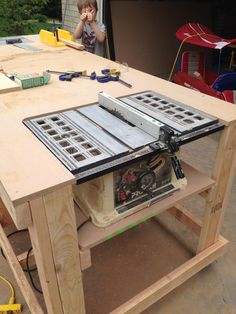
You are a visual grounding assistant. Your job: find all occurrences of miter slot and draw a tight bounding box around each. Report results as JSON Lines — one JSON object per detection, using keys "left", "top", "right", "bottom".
{"left": 97, "top": 92, "right": 163, "bottom": 139}
{"left": 79, "top": 104, "right": 157, "bottom": 150}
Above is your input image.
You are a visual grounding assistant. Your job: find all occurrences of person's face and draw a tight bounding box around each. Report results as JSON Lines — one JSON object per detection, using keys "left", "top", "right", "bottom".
{"left": 81, "top": 5, "right": 96, "bottom": 15}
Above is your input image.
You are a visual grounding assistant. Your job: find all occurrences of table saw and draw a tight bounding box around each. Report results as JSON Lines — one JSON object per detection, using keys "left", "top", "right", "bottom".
{"left": 24, "top": 90, "right": 223, "bottom": 227}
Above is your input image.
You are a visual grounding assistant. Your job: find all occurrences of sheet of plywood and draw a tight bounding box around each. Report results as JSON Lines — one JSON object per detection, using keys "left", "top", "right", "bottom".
{"left": 0, "top": 43, "right": 236, "bottom": 210}
{"left": 0, "top": 73, "right": 20, "bottom": 94}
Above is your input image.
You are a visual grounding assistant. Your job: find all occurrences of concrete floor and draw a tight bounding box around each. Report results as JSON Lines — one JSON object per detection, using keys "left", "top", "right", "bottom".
{"left": 0, "top": 134, "right": 236, "bottom": 314}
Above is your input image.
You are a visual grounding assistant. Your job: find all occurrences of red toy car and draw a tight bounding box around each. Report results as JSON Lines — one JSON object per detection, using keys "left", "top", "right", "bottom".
{"left": 171, "top": 23, "right": 236, "bottom": 104}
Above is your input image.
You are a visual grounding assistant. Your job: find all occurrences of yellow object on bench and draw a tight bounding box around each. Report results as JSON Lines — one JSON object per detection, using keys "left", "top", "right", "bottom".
{"left": 57, "top": 29, "right": 73, "bottom": 41}
{"left": 39, "top": 29, "right": 84, "bottom": 50}
{"left": 0, "top": 303, "right": 22, "bottom": 313}
{"left": 39, "top": 29, "right": 73, "bottom": 47}
{"left": 0, "top": 274, "right": 22, "bottom": 313}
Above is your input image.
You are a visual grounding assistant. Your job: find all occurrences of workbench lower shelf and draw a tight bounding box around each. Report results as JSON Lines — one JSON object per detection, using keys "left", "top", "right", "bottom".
{"left": 0, "top": 216, "right": 228, "bottom": 314}
{"left": 0, "top": 161, "right": 228, "bottom": 314}
{"left": 80, "top": 217, "right": 227, "bottom": 314}
{"left": 73, "top": 161, "right": 227, "bottom": 313}
{"left": 76, "top": 162, "right": 214, "bottom": 251}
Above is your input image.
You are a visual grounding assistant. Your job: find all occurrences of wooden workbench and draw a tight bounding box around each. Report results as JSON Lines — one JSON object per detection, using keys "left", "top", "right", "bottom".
{"left": 0, "top": 35, "right": 236, "bottom": 313}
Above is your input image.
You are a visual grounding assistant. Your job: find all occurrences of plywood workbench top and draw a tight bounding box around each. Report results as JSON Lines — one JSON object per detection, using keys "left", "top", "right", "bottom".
{"left": 1, "top": 35, "right": 236, "bottom": 207}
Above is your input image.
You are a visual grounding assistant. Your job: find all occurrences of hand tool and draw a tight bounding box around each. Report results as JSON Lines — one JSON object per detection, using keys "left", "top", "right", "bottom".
{"left": 46, "top": 70, "right": 87, "bottom": 81}
{"left": 116, "top": 76, "right": 132, "bottom": 88}
{"left": 85, "top": 71, "right": 97, "bottom": 80}
{"left": 46, "top": 69, "right": 71, "bottom": 75}
{"left": 96, "top": 75, "right": 118, "bottom": 83}
{"left": 59, "top": 73, "right": 75, "bottom": 81}
{"left": 100, "top": 68, "right": 132, "bottom": 88}
{"left": 58, "top": 71, "right": 97, "bottom": 81}
{"left": 101, "top": 68, "right": 119, "bottom": 75}
{"left": 97, "top": 74, "right": 132, "bottom": 88}
{"left": 46, "top": 69, "right": 132, "bottom": 86}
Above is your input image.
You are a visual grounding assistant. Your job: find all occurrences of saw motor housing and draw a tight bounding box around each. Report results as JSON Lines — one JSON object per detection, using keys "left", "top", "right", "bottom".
{"left": 73, "top": 151, "right": 186, "bottom": 227}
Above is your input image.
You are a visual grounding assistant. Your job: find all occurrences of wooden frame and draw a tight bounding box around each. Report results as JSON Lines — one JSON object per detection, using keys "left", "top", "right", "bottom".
{"left": 0, "top": 40, "right": 236, "bottom": 314}
{"left": 0, "top": 125, "right": 234, "bottom": 313}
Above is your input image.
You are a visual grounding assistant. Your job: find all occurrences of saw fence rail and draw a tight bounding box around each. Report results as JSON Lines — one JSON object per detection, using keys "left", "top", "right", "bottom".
{"left": 0, "top": 123, "right": 235, "bottom": 313}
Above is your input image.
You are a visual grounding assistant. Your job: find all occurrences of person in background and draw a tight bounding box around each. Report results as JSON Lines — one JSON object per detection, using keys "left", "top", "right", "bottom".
{"left": 74, "top": 0, "right": 106, "bottom": 57}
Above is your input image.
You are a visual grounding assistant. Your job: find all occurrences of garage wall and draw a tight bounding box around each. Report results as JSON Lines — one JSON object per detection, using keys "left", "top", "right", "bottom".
{"left": 61, "top": 0, "right": 213, "bottom": 77}
{"left": 110, "top": 1, "right": 212, "bottom": 78}
{"left": 61, "top": 0, "right": 79, "bottom": 34}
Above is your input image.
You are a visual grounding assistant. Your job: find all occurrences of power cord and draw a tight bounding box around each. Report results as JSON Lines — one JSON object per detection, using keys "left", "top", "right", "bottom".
{"left": 0, "top": 274, "right": 22, "bottom": 313}
{"left": 26, "top": 248, "right": 42, "bottom": 294}
{"left": 0, "top": 229, "right": 42, "bottom": 294}
{"left": 0, "top": 219, "right": 91, "bottom": 297}
{"left": 77, "top": 217, "right": 91, "bottom": 232}
{"left": 0, "top": 229, "right": 28, "bottom": 268}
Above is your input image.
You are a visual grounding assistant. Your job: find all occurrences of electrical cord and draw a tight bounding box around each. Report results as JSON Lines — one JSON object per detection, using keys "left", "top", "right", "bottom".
{"left": 26, "top": 218, "right": 91, "bottom": 293}
{"left": 25, "top": 218, "right": 91, "bottom": 293}
{"left": 1, "top": 229, "right": 28, "bottom": 269}
{"left": 1, "top": 229, "right": 28, "bottom": 259}
{"left": 26, "top": 248, "right": 42, "bottom": 294}
{"left": 168, "top": 31, "right": 206, "bottom": 81}
{"left": 1, "top": 229, "right": 36, "bottom": 272}
{"left": 24, "top": 215, "right": 91, "bottom": 294}
{"left": 0, "top": 229, "right": 42, "bottom": 294}
{"left": 0, "top": 219, "right": 90, "bottom": 296}
{"left": 77, "top": 217, "right": 91, "bottom": 232}
{"left": 0, "top": 274, "right": 14, "bottom": 300}
{"left": 0, "top": 274, "right": 22, "bottom": 312}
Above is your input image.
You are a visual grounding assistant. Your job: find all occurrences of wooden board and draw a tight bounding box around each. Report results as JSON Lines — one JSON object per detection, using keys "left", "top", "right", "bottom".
{"left": 112, "top": 237, "right": 228, "bottom": 314}
{"left": 0, "top": 35, "right": 235, "bottom": 314}
{"left": 0, "top": 224, "right": 44, "bottom": 314}
{"left": 0, "top": 73, "right": 20, "bottom": 94}
{"left": 59, "top": 38, "right": 85, "bottom": 50}
{"left": 0, "top": 38, "right": 236, "bottom": 209}
{"left": 29, "top": 185, "right": 85, "bottom": 314}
